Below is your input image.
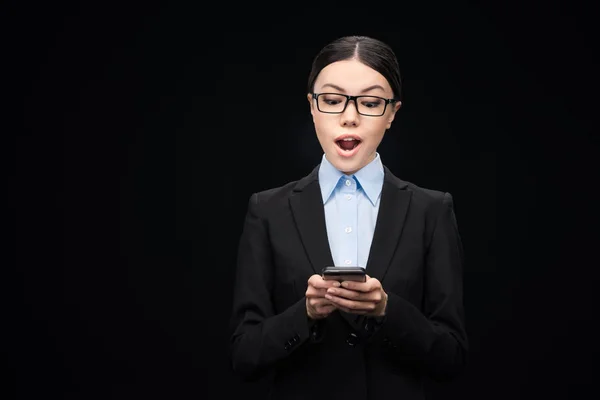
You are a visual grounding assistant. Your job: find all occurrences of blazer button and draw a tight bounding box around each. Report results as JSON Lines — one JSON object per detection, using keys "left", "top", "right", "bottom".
{"left": 346, "top": 332, "right": 358, "bottom": 347}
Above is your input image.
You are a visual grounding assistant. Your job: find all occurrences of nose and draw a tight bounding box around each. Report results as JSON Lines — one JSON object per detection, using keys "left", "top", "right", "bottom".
{"left": 340, "top": 98, "right": 359, "bottom": 127}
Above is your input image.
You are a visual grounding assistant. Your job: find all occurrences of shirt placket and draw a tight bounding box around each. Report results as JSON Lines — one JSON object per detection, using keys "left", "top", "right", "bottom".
{"left": 338, "top": 176, "right": 358, "bottom": 266}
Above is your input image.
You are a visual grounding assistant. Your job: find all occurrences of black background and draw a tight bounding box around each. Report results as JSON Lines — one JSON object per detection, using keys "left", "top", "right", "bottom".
{"left": 10, "top": 2, "right": 598, "bottom": 399}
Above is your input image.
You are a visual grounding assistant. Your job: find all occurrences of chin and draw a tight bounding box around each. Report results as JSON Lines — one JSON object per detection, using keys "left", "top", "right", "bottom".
{"left": 329, "top": 156, "right": 361, "bottom": 174}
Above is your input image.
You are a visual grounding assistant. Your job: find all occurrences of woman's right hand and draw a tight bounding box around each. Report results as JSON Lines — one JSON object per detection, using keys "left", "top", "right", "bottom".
{"left": 305, "top": 274, "right": 340, "bottom": 320}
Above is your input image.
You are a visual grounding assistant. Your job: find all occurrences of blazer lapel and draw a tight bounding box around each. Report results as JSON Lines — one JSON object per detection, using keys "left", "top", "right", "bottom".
{"left": 365, "top": 167, "right": 412, "bottom": 282}
{"left": 289, "top": 166, "right": 334, "bottom": 276}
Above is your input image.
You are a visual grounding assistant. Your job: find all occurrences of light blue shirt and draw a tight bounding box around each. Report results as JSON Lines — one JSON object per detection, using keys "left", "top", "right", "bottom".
{"left": 318, "top": 153, "right": 384, "bottom": 268}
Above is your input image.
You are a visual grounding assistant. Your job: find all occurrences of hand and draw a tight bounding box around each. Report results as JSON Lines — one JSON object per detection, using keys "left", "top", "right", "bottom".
{"left": 305, "top": 274, "right": 341, "bottom": 320}
{"left": 324, "top": 275, "right": 388, "bottom": 316}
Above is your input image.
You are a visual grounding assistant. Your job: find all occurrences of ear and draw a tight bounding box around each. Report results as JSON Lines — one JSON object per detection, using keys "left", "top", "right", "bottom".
{"left": 386, "top": 101, "right": 402, "bottom": 129}
{"left": 307, "top": 93, "right": 316, "bottom": 119}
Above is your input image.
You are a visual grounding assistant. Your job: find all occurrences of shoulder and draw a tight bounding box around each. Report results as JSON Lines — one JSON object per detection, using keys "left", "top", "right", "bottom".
{"left": 245, "top": 165, "right": 320, "bottom": 213}
{"left": 251, "top": 180, "right": 300, "bottom": 205}
{"left": 383, "top": 166, "right": 456, "bottom": 212}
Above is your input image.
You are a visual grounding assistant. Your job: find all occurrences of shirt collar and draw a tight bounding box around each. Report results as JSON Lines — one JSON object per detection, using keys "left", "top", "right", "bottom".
{"left": 318, "top": 154, "right": 344, "bottom": 203}
{"left": 318, "top": 153, "right": 384, "bottom": 206}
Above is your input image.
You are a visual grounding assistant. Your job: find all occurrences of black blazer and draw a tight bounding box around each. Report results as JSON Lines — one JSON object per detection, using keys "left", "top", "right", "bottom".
{"left": 229, "top": 164, "right": 468, "bottom": 400}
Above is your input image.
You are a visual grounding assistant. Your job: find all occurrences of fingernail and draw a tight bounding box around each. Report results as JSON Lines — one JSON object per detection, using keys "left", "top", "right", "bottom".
{"left": 341, "top": 282, "right": 348, "bottom": 287}
{"left": 333, "top": 281, "right": 340, "bottom": 287}
{"left": 325, "top": 294, "right": 332, "bottom": 300}
{"left": 328, "top": 288, "right": 336, "bottom": 294}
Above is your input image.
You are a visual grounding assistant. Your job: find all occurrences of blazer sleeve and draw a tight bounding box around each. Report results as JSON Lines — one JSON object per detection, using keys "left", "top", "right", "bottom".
{"left": 229, "top": 193, "right": 319, "bottom": 381}
{"left": 368, "top": 192, "right": 468, "bottom": 381}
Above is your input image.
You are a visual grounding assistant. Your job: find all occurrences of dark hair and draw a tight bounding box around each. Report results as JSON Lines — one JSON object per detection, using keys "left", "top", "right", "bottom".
{"left": 307, "top": 36, "right": 402, "bottom": 100}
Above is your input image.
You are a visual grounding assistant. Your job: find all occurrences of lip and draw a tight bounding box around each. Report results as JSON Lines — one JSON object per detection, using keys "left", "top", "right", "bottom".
{"left": 334, "top": 134, "right": 363, "bottom": 158}
{"left": 334, "top": 133, "right": 362, "bottom": 142}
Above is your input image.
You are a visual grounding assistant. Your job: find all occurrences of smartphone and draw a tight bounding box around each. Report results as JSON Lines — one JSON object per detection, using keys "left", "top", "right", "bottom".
{"left": 321, "top": 266, "right": 366, "bottom": 282}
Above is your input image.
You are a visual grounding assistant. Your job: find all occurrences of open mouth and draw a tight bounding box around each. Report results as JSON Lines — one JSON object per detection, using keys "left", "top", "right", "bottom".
{"left": 336, "top": 138, "right": 361, "bottom": 151}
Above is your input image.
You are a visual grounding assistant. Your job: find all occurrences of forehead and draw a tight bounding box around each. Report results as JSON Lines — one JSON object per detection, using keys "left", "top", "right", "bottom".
{"left": 314, "top": 59, "right": 392, "bottom": 94}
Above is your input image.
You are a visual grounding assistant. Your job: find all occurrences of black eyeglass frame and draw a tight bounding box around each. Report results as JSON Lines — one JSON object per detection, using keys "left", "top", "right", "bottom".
{"left": 311, "top": 92, "right": 399, "bottom": 116}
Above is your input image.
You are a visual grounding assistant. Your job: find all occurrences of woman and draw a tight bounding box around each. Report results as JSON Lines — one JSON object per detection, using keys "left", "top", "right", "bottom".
{"left": 229, "top": 35, "right": 468, "bottom": 400}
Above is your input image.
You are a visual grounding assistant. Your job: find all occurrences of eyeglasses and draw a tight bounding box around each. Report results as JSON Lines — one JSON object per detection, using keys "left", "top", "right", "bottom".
{"left": 312, "top": 92, "right": 399, "bottom": 116}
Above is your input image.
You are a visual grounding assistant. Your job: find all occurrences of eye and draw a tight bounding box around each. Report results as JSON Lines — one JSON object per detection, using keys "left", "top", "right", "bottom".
{"left": 319, "top": 94, "right": 347, "bottom": 108}
{"left": 361, "top": 99, "right": 383, "bottom": 108}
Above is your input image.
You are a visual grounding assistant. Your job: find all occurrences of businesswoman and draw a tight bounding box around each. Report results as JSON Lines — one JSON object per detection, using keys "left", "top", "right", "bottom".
{"left": 229, "top": 35, "right": 468, "bottom": 400}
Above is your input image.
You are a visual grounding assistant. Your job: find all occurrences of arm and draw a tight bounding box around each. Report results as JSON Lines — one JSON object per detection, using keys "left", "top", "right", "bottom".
{"left": 228, "top": 193, "right": 319, "bottom": 381}
{"left": 369, "top": 192, "right": 468, "bottom": 381}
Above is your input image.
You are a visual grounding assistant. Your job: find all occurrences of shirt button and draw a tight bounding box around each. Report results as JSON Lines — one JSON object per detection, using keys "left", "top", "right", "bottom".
{"left": 345, "top": 259, "right": 352, "bottom": 265}
{"left": 345, "top": 194, "right": 352, "bottom": 200}
{"left": 345, "top": 180, "right": 351, "bottom": 186}
{"left": 345, "top": 227, "right": 352, "bottom": 233}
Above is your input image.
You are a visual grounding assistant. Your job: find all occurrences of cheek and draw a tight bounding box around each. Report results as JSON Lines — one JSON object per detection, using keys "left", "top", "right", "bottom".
{"left": 314, "top": 127, "right": 332, "bottom": 149}
{"left": 363, "top": 121, "right": 388, "bottom": 140}
{"left": 313, "top": 116, "right": 335, "bottom": 137}
{"left": 375, "top": 118, "right": 391, "bottom": 131}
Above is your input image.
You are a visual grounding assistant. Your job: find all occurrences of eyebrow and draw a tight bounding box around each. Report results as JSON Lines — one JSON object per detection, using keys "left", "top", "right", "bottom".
{"left": 320, "top": 83, "right": 386, "bottom": 94}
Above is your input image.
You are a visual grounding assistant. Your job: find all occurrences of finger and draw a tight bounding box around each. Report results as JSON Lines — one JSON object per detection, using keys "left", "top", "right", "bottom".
{"left": 314, "top": 279, "right": 341, "bottom": 290}
{"left": 315, "top": 303, "right": 336, "bottom": 315}
{"left": 307, "top": 274, "right": 323, "bottom": 286}
{"left": 325, "top": 294, "right": 377, "bottom": 312}
{"left": 307, "top": 285, "right": 337, "bottom": 298}
{"left": 326, "top": 287, "right": 382, "bottom": 302}
{"left": 305, "top": 286, "right": 328, "bottom": 298}
{"left": 326, "top": 287, "right": 362, "bottom": 300}
{"left": 311, "top": 299, "right": 336, "bottom": 317}
{"left": 341, "top": 277, "right": 381, "bottom": 292}
{"left": 308, "top": 274, "right": 341, "bottom": 289}
{"left": 309, "top": 297, "right": 333, "bottom": 308}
